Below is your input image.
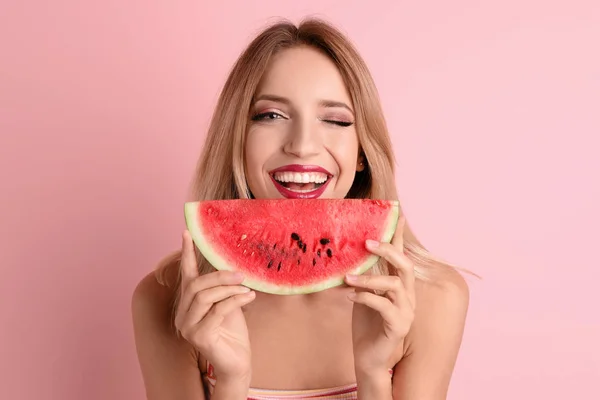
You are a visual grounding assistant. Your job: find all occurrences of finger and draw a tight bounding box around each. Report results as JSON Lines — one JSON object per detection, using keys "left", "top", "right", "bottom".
{"left": 196, "top": 291, "right": 256, "bottom": 332}
{"left": 180, "top": 231, "right": 199, "bottom": 287}
{"left": 179, "top": 285, "right": 251, "bottom": 328}
{"left": 365, "top": 240, "right": 415, "bottom": 299}
{"left": 348, "top": 291, "right": 397, "bottom": 324}
{"left": 345, "top": 274, "right": 403, "bottom": 293}
{"left": 179, "top": 271, "right": 245, "bottom": 313}
{"left": 344, "top": 274, "right": 412, "bottom": 309}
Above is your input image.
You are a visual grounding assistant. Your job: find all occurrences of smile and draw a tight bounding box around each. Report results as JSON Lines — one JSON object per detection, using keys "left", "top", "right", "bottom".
{"left": 268, "top": 164, "right": 333, "bottom": 199}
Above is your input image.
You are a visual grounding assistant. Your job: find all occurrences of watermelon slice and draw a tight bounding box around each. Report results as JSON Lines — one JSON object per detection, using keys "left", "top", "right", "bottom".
{"left": 184, "top": 199, "right": 399, "bottom": 295}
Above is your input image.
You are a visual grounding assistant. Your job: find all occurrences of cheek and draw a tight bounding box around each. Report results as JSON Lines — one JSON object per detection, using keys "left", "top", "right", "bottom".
{"left": 244, "top": 146, "right": 263, "bottom": 195}
{"left": 245, "top": 133, "right": 267, "bottom": 170}
{"left": 326, "top": 131, "right": 359, "bottom": 172}
{"left": 244, "top": 131, "right": 279, "bottom": 183}
{"left": 244, "top": 144, "right": 260, "bottom": 172}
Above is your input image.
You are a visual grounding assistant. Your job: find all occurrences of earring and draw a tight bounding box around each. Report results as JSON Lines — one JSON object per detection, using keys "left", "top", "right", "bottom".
{"left": 359, "top": 161, "right": 364, "bottom": 166}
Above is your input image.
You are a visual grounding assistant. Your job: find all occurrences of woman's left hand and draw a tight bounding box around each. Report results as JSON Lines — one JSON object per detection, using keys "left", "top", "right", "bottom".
{"left": 345, "top": 216, "right": 416, "bottom": 377}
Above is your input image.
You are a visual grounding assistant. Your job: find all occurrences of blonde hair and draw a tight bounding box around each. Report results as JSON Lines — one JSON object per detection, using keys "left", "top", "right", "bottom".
{"left": 155, "top": 17, "right": 476, "bottom": 305}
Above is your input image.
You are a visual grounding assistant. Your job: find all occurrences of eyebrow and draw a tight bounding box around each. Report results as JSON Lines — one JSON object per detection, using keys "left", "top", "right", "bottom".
{"left": 254, "top": 94, "right": 354, "bottom": 114}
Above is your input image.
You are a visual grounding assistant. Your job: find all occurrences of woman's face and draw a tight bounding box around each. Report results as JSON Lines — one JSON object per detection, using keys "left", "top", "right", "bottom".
{"left": 245, "top": 46, "right": 364, "bottom": 200}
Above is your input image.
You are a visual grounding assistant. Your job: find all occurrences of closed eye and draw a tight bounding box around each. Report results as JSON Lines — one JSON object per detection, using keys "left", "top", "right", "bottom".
{"left": 323, "top": 120, "right": 354, "bottom": 127}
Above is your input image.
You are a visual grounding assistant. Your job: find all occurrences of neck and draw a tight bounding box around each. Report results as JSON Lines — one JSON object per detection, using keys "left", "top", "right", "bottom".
{"left": 245, "top": 285, "right": 353, "bottom": 312}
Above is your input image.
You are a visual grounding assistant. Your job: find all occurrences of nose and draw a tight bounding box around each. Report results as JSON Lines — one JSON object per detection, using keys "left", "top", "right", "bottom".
{"left": 282, "top": 118, "right": 321, "bottom": 158}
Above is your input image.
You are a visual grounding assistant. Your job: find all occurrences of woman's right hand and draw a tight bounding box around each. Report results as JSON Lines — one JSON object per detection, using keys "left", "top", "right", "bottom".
{"left": 174, "top": 230, "right": 256, "bottom": 382}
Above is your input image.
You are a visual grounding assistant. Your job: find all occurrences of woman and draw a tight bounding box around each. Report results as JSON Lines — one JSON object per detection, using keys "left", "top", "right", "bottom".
{"left": 132, "top": 17, "right": 471, "bottom": 400}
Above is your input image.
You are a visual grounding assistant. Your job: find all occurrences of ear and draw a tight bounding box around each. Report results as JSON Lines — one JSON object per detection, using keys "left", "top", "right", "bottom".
{"left": 356, "top": 153, "right": 366, "bottom": 172}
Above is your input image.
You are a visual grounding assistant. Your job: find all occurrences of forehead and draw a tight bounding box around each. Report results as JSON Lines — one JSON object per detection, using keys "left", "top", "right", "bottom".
{"left": 255, "top": 46, "right": 352, "bottom": 105}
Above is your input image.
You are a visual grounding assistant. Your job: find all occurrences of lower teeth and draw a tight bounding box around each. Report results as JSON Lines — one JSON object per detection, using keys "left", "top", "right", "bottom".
{"left": 275, "top": 181, "right": 325, "bottom": 193}
{"left": 286, "top": 187, "right": 318, "bottom": 193}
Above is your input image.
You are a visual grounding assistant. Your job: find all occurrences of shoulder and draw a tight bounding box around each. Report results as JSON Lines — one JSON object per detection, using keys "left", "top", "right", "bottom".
{"left": 131, "top": 250, "right": 182, "bottom": 326}
{"left": 415, "top": 267, "right": 470, "bottom": 319}
{"left": 130, "top": 250, "right": 191, "bottom": 356}
{"left": 131, "top": 258, "right": 206, "bottom": 398}
{"left": 405, "top": 266, "right": 470, "bottom": 354}
{"left": 131, "top": 269, "right": 185, "bottom": 358}
{"left": 391, "top": 268, "right": 470, "bottom": 398}
{"left": 131, "top": 271, "right": 175, "bottom": 327}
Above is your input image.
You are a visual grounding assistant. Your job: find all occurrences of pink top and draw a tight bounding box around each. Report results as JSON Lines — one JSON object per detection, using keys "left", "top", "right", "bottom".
{"left": 202, "top": 360, "right": 394, "bottom": 399}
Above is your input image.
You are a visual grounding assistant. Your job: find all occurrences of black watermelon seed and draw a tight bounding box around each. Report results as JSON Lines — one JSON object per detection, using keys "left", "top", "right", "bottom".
{"left": 326, "top": 249, "right": 333, "bottom": 258}
{"left": 320, "top": 238, "right": 330, "bottom": 245}
{"left": 273, "top": 243, "right": 277, "bottom": 249}
{"left": 317, "top": 249, "right": 321, "bottom": 257}
{"left": 312, "top": 258, "right": 316, "bottom": 266}
{"left": 297, "top": 240, "right": 304, "bottom": 249}
{"left": 291, "top": 233, "right": 300, "bottom": 241}
{"left": 267, "top": 260, "right": 273, "bottom": 268}
{"left": 277, "top": 262, "right": 282, "bottom": 271}
{"left": 297, "top": 259, "right": 301, "bottom": 265}
{"left": 302, "top": 243, "right": 307, "bottom": 253}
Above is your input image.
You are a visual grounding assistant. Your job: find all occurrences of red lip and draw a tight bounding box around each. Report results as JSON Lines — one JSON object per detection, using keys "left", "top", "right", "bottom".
{"left": 269, "top": 164, "right": 332, "bottom": 175}
{"left": 269, "top": 175, "right": 332, "bottom": 199}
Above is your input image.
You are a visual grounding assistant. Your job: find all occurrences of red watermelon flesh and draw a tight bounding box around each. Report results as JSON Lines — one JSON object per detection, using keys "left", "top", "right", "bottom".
{"left": 184, "top": 199, "right": 399, "bottom": 295}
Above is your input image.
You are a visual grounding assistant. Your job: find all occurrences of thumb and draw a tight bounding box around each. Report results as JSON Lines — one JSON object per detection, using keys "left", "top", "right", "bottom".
{"left": 390, "top": 215, "right": 406, "bottom": 252}
{"left": 180, "top": 230, "right": 199, "bottom": 284}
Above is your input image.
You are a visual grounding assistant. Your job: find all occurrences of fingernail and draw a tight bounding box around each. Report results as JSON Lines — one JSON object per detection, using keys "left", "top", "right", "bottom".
{"left": 365, "top": 239, "right": 379, "bottom": 248}
{"left": 239, "top": 286, "right": 251, "bottom": 293}
{"left": 345, "top": 274, "right": 358, "bottom": 282}
{"left": 347, "top": 292, "right": 357, "bottom": 300}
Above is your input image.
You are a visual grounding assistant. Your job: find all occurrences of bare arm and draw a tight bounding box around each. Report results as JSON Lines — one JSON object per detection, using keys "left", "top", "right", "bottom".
{"left": 131, "top": 273, "right": 207, "bottom": 400}
{"left": 392, "top": 271, "right": 470, "bottom": 399}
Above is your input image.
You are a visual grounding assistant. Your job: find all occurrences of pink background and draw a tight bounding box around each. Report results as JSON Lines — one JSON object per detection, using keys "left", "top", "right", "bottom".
{"left": 1, "top": 1, "right": 599, "bottom": 399}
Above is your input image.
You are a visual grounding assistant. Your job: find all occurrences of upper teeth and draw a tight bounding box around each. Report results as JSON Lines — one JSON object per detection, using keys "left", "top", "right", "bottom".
{"left": 273, "top": 171, "right": 328, "bottom": 184}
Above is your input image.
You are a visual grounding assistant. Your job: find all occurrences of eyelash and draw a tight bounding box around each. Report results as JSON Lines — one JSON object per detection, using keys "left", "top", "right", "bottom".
{"left": 251, "top": 112, "right": 354, "bottom": 127}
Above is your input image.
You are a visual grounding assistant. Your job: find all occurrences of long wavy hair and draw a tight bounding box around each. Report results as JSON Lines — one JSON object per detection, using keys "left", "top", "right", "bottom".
{"left": 155, "top": 18, "right": 475, "bottom": 312}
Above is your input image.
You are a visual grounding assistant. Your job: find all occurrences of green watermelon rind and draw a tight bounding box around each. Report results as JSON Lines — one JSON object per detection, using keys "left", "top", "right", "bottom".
{"left": 184, "top": 200, "right": 399, "bottom": 295}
